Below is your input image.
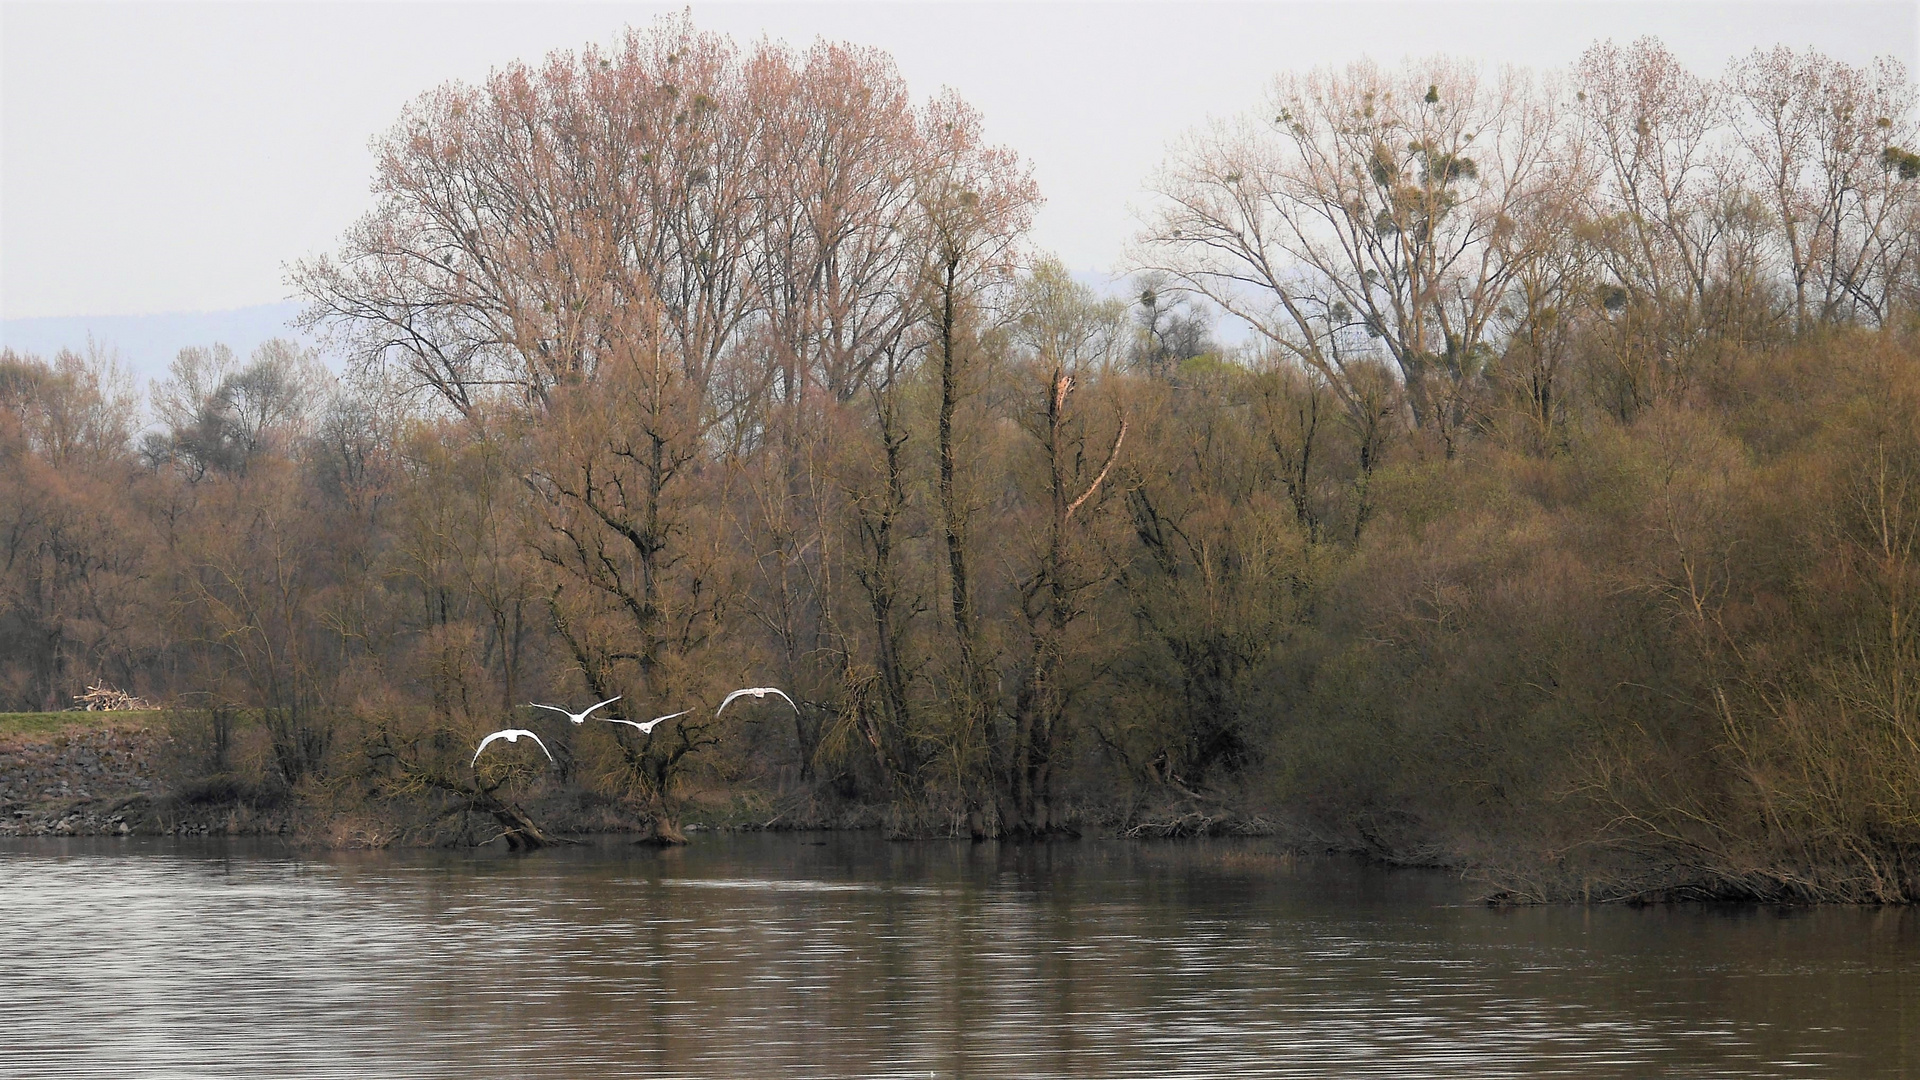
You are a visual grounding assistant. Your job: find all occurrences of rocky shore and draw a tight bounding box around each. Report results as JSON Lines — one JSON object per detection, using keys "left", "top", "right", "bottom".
{"left": 0, "top": 724, "right": 167, "bottom": 837}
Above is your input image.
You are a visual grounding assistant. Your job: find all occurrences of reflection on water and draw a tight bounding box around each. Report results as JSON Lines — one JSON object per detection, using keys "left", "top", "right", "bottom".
{"left": 3, "top": 834, "right": 1916, "bottom": 1078}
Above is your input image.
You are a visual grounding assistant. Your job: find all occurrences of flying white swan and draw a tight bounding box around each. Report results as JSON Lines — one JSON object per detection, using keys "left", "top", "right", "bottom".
{"left": 716, "top": 687, "right": 799, "bottom": 716}
{"left": 598, "top": 709, "right": 690, "bottom": 735}
{"left": 471, "top": 728, "right": 555, "bottom": 767}
{"left": 528, "top": 696, "right": 622, "bottom": 725}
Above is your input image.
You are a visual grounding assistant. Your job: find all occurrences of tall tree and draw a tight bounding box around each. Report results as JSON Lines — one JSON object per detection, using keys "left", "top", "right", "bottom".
{"left": 1139, "top": 57, "right": 1566, "bottom": 451}
{"left": 1002, "top": 261, "right": 1128, "bottom": 834}
{"left": 1728, "top": 48, "right": 1920, "bottom": 329}
{"left": 917, "top": 93, "right": 1038, "bottom": 826}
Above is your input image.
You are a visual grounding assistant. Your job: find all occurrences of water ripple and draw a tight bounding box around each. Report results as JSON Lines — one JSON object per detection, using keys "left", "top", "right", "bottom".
{"left": 1, "top": 837, "right": 1915, "bottom": 1078}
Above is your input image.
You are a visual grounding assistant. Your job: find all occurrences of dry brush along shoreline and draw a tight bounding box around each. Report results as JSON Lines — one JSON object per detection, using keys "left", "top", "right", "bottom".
{"left": 0, "top": 712, "right": 1286, "bottom": 846}
{"left": 4, "top": 712, "right": 1912, "bottom": 907}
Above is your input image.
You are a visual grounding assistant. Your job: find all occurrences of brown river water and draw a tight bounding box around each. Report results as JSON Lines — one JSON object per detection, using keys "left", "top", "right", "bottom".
{"left": 2, "top": 833, "right": 1916, "bottom": 1078}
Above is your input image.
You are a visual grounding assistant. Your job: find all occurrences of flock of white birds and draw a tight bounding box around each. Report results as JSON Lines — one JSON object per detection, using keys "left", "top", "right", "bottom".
{"left": 470, "top": 688, "right": 798, "bottom": 767}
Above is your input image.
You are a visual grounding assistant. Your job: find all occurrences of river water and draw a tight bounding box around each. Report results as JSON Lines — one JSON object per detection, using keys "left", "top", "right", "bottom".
{"left": 2, "top": 833, "right": 1916, "bottom": 1078}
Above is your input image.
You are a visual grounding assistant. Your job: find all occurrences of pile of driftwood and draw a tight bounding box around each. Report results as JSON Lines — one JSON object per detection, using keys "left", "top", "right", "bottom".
{"left": 70, "top": 684, "right": 153, "bottom": 712}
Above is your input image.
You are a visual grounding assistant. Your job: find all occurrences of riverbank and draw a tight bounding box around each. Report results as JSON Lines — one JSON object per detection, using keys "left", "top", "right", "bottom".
{"left": 0, "top": 712, "right": 816, "bottom": 843}
{"left": 0, "top": 711, "right": 1272, "bottom": 847}
{"left": 3, "top": 712, "right": 1900, "bottom": 905}
{"left": 0, "top": 718, "right": 166, "bottom": 837}
{"left": 0, "top": 713, "right": 318, "bottom": 838}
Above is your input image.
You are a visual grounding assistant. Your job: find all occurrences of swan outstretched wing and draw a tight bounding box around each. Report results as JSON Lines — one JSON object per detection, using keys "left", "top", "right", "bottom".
{"left": 472, "top": 730, "right": 511, "bottom": 766}
{"left": 718, "top": 688, "right": 797, "bottom": 716}
{"left": 520, "top": 731, "right": 555, "bottom": 761}
{"left": 528, "top": 702, "right": 571, "bottom": 719}
{"left": 641, "top": 709, "right": 690, "bottom": 732}
{"left": 578, "top": 696, "right": 622, "bottom": 722}
{"left": 473, "top": 728, "right": 555, "bottom": 766}
{"left": 598, "top": 708, "right": 687, "bottom": 734}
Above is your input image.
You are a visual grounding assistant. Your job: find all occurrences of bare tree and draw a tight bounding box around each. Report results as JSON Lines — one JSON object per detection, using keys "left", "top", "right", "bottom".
{"left": 918, "top": 92, "right": 1039, "bottom": 828}
{"left": 0, "top": 348, "right": 147, "bottom": 710}
{"left": 295, "top": 16, "right": 762, "bottom": 414}
{"left": 1489, "top": 151, "right": 1600, "bottom": 447}
{"left": 1574, "top": 38, "right": 1730, "bottom": 321}
{"left": 1728, "top": 48, "right": 1919, "bottom": 328}
{"left": 1139, "top": 57, "right": 1567, "bottom": 452}
{"left": 148, "top": 340, "right": 330, "bottom": 479}
{"left": 1129, "top": 272, "right": 1216, "bottom": 379}
{"left": 735, "top": 41, "right": 930, "bottom": 787}
{"left": 526, "top": 294, "right": 731, "bottom": 843}
{"left": 748, "top": 41, "right": 926, "bottom": 403}
{"left": 1003, "top": 260, "right": 1128, "bottom": 834}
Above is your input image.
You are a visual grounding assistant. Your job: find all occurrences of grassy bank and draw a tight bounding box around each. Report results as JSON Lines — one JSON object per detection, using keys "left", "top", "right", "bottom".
{"left": 0, "top": 711, "right": 164, "bottom": 738}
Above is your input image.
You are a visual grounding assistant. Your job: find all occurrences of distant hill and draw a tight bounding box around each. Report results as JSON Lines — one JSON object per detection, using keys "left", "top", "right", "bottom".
{"left": 0, "top": 301, "right": 319, "bottom": 388}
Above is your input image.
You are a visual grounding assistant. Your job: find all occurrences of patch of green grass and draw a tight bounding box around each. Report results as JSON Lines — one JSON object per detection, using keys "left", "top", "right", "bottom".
{"left": 0, "top": 710, "right": 165, "bottom": 738}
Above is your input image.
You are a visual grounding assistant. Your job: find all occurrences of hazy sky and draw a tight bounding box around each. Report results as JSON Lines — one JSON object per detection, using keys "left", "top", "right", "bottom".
{"left": 2, "top": 1, "right": 1916, "bottom": 321}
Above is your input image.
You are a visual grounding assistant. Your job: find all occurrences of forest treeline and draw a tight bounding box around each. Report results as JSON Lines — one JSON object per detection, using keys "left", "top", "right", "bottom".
{"left": 5, "top": 18, "right": 1920, "bottom": 898}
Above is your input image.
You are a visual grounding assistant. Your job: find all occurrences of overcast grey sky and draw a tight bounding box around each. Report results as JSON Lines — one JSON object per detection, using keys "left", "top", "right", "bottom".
{"left": 2, "top": 1, "right": 1916, "bottom": 323}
